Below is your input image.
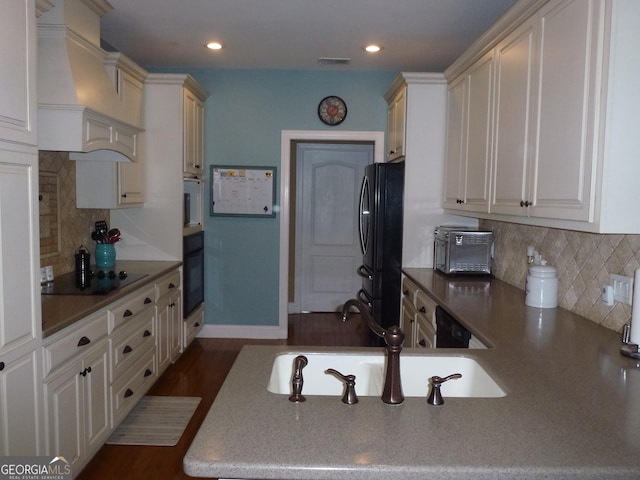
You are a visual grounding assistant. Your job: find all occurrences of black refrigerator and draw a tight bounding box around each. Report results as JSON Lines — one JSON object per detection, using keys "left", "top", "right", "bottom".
{"left": 356, "top": 161, "right": 404, "bottom": 343}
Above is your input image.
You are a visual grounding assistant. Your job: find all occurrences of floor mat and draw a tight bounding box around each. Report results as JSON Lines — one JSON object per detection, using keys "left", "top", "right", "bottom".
{"left": 106, "top": 396, "right": 201, "bottom": 446}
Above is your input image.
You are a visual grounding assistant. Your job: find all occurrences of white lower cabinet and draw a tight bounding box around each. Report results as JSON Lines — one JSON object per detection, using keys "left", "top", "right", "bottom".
{"left": 156, "top": 270, "right": 182, "bottom": 375}
{"left": 184, "top": 303, "right": 204, "bottom": 351}
{"left": 401, "top": 276, "right": 436, "bottom": 349}
{"left": 0, "top": 348, "right": 41, "bottom": 455}
{"left": 44, "top": 339, "right": 110, "bottom": 475}
{"left": 43, "top": 267, "right": 182, "bottom": 477}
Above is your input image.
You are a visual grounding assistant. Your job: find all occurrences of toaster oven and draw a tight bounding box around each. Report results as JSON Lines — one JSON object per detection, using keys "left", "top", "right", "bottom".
{"left": 434, "top": 227, "right": 493, "bottom": 275}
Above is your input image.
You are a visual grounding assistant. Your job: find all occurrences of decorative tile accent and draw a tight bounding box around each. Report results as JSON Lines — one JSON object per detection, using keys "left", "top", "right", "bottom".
{"left": 480, "top": 219, "right": 639, "bottom": 333}
{"left": 39, "top": 151, "right": 110, "bottom": 276}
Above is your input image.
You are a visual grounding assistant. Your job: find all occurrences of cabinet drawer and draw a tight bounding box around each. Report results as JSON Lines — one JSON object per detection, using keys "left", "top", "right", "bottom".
{"left": 415, "top": 290, "right": 437, "bottom": 328}
{"left": 111, "top": 352, "right": 156, "bottom": 427}
{"left": 43, "top": 311, "right": 109, "bottom": 375}
{"left": 401, "top": 276, "right": 418, "bottom": 303}
{"left": 415, "top": 317, "right": 436, "bottom": 349}
{"left": 156, "top": 271, "right": 181, "bottom": 300}
{"left": 109, "top": 284, "right": 155, "bottom": 333}
{"left": 110, "top": 309, "right": 155, "bottom": 382}
{"left": 184, "top": 305, "right": 204, "bottom": 348}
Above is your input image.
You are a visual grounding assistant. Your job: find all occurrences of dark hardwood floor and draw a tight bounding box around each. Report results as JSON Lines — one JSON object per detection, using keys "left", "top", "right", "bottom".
{"left": 77, "top": 312, "right": 366, "bottom": 480}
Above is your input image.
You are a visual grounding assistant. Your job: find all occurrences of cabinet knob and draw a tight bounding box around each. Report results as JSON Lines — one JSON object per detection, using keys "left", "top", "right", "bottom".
{"left": 419, "top": 306, "right": 426, "bottom": 313}
{"left": 123, "top": 345, "right": 133, "bottom": 354}
{"left": 124, "top": 388, "right": 134, "bottom": 398}
{"left": 403, "top": 289, "right": 409, "bottom": 296}
{"left": 77, "top": 336, "right": 91, "bottom": 347}
{"left": 0, "top": 362, "right": 4, "bottom": 371}
{"left": 194, "top": 165, "right": 201, "bottom": 169}
{"left": 143, "top": 330, "right": 151, "bottom": 337}
{"left": 520, "top": 200, "right": 531, "bottom": 207}
{"left": 144, "top": 297, "right": 152, "bottom": 304}
{"left": 418, "top": 339, "right": 427, "bottom": 347}
{"left": 144, "top": 369, "right": 153, "bottom": 377}
{"left": 168, "top": 283, "right": 176, "bottom": 289}
{"left": 121, "top": 193, "right": 127, "bottom": 198}
{"left": 123, "top": 309, "right": 133, "bottom": 317}
{"left": 194, "top": 322, "right": 200, "bottom": 327}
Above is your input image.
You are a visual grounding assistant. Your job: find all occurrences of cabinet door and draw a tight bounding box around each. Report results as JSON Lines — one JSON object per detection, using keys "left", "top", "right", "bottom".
{"left": 529, "top": 0, "right": 600, "bottom": 221}
{"left": 156, "top": 295, "right": 172, "bottom": 375}
{"left": 443, "top": 76, "right": 466, "bottom": 208}
{"left": 82, "top": 344, "right": 110, "bottom": 457}
{"left": 387, "top": 88, "right": 406, "bottom": 161}
{"left": 0, "top": 159, "right": 38, "bottom": 353}
{"left": 45, "top": 361, "right": 83, "bottom": 469}
{"left": 0, "top": 349, "right": 40, "bottom": 455}
{"left": 464, "top": 51, "right": 494, "bottom": 212}
{"left": 183, "top": 88, "right": 204, "bottom": 175}
{"left": 170, "top": 292, "right": 182, "bottom": 360}
{"left": 491, "top": 18, "right": 537, "bottom": 216}
{"left": 0, "top": 0, "right": 36, "bottom": 145}
{"left": 118, "top": 156, "right": 146, "bottom": 205}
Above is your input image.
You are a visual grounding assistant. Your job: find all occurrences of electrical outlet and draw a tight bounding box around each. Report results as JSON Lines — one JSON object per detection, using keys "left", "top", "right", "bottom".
{"left": 611, "top": 274, "right": 634, "bottom": 305}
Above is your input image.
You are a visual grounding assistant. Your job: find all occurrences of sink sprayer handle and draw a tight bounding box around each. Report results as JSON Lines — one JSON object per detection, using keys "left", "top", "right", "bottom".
{"left": 427, "top": 373, "right": 462, "bottom": 406}
{"left": 325, "top": 368, "right": 358, "bottom": 405}
{"left": 289, "top": 355, "right": 308, "bottom": 403}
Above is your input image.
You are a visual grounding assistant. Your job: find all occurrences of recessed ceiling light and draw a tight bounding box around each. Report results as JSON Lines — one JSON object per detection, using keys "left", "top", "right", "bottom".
{"left": 364, "top": 45, "right": 382, "bottom": 53}
{"left": 206, "top": 42, "right": 223, "bottom": 50}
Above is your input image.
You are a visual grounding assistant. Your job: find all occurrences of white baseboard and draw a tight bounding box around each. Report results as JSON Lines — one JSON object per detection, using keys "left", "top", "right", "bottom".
{"left": 198, "top": 324, "right": 288, "bottom": 340}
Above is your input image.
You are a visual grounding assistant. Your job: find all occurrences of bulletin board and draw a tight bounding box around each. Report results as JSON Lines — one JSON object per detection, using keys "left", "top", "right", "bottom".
{"left": 210, "top": 165, "right": 277, "bottom": 217}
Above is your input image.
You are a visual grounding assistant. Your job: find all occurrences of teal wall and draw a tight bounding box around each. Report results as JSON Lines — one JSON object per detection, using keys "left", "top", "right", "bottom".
{"left": 182, "top": 69, "right": 397, "bottom": 327}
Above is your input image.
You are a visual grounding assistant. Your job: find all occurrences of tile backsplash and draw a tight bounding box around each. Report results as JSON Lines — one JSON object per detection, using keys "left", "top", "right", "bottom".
{"left": 481, "top": 219, "right": 639, "bottom": 333}
{"left": 39, "top": 151, "right": 109, "bottom": 276}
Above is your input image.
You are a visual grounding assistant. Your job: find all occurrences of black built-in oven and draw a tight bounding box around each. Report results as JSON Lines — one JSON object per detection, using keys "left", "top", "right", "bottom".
{"left": 183, "top": 231, "right": 204, "bottom": 318}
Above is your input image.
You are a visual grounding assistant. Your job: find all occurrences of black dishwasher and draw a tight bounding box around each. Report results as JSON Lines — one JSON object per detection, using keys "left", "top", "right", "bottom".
{"left": 435, "top": 306, "right": 471, "bottom": 348}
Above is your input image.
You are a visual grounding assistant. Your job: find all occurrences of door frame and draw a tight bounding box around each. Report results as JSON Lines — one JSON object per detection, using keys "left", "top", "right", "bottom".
{"left": 279, "top": 130, "right": 385, "bottom": 337}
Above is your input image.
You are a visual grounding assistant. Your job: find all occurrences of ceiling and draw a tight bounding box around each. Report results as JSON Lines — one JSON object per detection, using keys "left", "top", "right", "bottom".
{"left": 100, "top": 0, "right": 518, "bottom": 72}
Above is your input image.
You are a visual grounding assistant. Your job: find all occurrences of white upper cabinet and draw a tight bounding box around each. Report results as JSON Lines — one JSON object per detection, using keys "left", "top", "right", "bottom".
{"left": 444, "top": 49, "right": 494, "bottom": 212}
{"left": 385, "top": 88, "right": 406, "bottom": 161}
{"left": 183, "top": 85, "right": 206, "bottom": 176}
{"left": 445, "top": 0, "right": 640, "bottom": 233}
{"left": 491, "top": 17, "right": 537, "bottom": 217}
{"left": 0, "top": 0, "right": 36, "bottom": 145}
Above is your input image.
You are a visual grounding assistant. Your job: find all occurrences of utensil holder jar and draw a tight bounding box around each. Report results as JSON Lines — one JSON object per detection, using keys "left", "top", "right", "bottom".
{"left": 95, "top": 244, "right": 116, "bottom": 269}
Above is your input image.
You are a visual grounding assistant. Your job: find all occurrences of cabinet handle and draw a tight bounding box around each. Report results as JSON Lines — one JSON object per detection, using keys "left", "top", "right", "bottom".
{"left": 418, "top": 339, "right": 426, "bottom": 347}
{"left": 123, "top": 345, "right": 133, "bottom": 354}
{"left": 77, "top": 336, "right": 91, "bottom": 347}
{"left": 168, "top": 283, "right": 176, "bottom": 289}
{"left": 520, "top": 200, "right": 531, "bottom": 207}
{"left": 0, "top": 362, "right": 4, "bottom": 371}
{"left": 143, "top": 330, "right": 151, "bottom": 337}
{"left": 419, "top": 306, "right": 426, "bottom": 313}
{"left": 123, "top": 309, "right": 133, "bottom": 317}
{"left": 144, "top": 297, "right": 152, "bottom": 304}
{"left": 124, "top": 388, "right": 134, "bottom": 398}
{"left": 144, "top": 369, "right": 153, "bottom": 377}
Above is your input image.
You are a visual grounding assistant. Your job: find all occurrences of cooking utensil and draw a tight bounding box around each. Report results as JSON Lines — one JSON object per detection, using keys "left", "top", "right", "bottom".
{"left": 95, "top": 220, "right": 108, "bottom": 243}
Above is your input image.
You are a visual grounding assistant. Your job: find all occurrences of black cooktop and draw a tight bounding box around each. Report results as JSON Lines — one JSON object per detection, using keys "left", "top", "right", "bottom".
{"left": 41, "top": 270, "right": 147, "bottom": 295}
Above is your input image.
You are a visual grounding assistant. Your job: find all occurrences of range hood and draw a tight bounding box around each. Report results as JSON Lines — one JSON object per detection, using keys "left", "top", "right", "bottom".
{"left": 37, "top": 0, "right": 142, "bottom": 162}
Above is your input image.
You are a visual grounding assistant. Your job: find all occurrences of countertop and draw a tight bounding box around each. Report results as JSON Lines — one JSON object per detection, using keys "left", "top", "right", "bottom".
{"left": 41, "top": 260, "right": 182, "bottom": 338}
{"left": 184, "top": 269, "right": 640, "bottom": 480}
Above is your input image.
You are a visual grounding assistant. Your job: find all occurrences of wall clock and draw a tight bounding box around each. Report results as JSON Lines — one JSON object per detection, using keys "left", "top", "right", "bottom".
{"left": 317, "top": 96, "right": 347, "bottom": 126}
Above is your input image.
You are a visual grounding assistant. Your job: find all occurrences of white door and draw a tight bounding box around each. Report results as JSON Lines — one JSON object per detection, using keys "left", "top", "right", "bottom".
{"left": 295, "top": 143, "right": 373, "bottom": 312}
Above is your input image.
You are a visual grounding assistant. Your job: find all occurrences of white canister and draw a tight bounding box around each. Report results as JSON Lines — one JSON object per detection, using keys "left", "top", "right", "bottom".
{"left": 525, "top": 264, "right": 558, "bottom": 308}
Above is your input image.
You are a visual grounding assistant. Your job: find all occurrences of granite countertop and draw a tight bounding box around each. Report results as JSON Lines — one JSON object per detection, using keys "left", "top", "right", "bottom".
{"left": 184, "top": 269, "right": 640, "bottom": 480}
{"left": 41, "top": 260, "right": 182, "bottom": 338}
